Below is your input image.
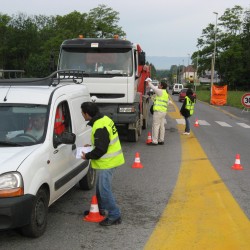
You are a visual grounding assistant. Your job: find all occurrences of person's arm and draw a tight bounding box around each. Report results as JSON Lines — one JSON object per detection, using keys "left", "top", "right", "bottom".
{"left": 147, "top": 80, "right": 162, "bottom": 96}
{"left": 84, "top": 128, "right": 110, "bottom": 160}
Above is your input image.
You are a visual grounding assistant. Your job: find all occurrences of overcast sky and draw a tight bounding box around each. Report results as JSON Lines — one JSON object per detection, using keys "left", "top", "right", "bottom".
{"left": 2, "top": 0, "right": 250, "bottom": 57}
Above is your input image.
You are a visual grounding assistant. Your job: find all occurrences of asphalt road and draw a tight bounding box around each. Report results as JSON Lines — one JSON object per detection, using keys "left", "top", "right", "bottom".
{"left": 1, "top": 96, "right": 250, "bottom": 249}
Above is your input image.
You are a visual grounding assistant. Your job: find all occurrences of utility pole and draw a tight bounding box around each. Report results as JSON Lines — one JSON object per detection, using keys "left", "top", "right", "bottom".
{"left": 210, "top": 12, "right": 218, "bottom": 104}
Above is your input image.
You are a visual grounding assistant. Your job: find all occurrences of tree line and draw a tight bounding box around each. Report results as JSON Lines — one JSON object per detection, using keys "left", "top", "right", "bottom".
{"left": 1, "top": 4, "right": 249, "bottom": 89}
{"left": 193, "top": 5, "right": 250, "bottom": 90}
{"left": 0, "top": 5, "right": 127, "bottom": 77}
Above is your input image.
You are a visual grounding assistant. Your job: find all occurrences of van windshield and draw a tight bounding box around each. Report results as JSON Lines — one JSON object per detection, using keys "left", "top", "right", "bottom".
{"left": 0, "top": 105, "right": 48, "bottom": 146}
{"left": 58, "top": 48, "right": 133, "bottom": 77}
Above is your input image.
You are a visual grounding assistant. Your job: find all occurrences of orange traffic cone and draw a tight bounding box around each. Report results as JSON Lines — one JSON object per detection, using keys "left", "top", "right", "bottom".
{"left": 231, "top": 154, "right": 243, "bottom": 170}
{"left": 132, "top": 152, "right": 144, "bottom": 169}
{"left": 146, "top": 132, "right": 152, "bottom": 144}
{"left": 83, "top": 195, "right": 105, "bottom": 222}
{"left": 194, "top": 118, "right": 199, "bottom": 127}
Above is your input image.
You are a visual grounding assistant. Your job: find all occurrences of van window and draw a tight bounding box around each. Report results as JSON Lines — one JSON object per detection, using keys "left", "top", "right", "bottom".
{"left": 53, "top": 101, "right": 72, "bottom": 145}
{"left": 0, "top": 105, "right": 48, "bottom": 146}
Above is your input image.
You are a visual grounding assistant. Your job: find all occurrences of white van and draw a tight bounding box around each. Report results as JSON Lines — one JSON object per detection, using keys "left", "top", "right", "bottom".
{"left": 172, "top": 83, "right": 184, "bottom": 95}
{"left": 0, "top": 71, "right": 95, "bottom": 237}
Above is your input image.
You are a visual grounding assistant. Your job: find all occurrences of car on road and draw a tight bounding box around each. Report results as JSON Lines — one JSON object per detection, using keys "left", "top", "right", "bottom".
{"left": 172, "top": 83, "right": 184, "bottom": 95}
{"left": 178, "top": 88, "right": 197, "bottom": 102}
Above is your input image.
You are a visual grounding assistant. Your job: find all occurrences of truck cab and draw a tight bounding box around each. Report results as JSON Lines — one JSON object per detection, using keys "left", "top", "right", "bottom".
{"left": 57, "top": 36, "right": 150, "bottom": 142}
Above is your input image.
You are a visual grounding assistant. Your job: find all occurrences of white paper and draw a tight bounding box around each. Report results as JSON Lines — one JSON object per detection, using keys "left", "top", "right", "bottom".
{"left": 76, "top": 146, "right": 92, "bottom": 159}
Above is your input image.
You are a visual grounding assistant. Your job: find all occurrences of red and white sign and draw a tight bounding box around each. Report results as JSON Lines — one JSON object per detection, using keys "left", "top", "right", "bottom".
{"left": 241, "top": 93, "right": 250, "bottom": 108}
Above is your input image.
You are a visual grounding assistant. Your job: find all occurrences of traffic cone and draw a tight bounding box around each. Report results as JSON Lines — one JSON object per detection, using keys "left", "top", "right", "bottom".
{"left": 146, "top": 132, "right": 152, "bottom": 144}
{"left": 132, "top": 152, "right": 144, "bottom": 169}
{"left": 231, "top": 154, "right": 243, "bottom": 170}
{"left": 83, "top": 195, "right": 105, "bottom": 222}
{"left": 194, "top": 118, "right": 199, "bottom": 127}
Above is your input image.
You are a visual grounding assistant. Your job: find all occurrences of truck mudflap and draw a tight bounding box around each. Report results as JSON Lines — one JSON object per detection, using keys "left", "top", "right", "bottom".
{"left": 0, "top": 194, "right": 35, "bottom": 230}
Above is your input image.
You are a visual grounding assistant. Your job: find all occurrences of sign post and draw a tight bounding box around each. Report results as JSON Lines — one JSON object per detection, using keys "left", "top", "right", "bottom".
{"left": 241, "top": 93, "right": 250, "bottom": 112}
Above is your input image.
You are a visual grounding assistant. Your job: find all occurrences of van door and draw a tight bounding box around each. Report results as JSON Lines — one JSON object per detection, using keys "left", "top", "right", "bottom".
{"left": 48, "top": 99, "right": 79, "bottom": 202}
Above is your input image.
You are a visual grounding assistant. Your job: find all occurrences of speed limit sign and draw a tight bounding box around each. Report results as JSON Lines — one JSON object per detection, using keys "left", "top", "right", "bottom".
{"left": 241, "top": 93, "right": 250, "bottom": 108}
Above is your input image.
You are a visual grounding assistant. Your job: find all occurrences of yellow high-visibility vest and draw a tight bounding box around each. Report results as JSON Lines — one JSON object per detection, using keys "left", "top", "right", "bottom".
{"left": 91, "top": 116, "right": 125, "bottom": 169}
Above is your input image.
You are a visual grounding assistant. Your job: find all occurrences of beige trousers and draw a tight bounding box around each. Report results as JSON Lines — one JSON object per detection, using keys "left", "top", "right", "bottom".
{"left": 152, "top": 111, "right": 166, "bottom": 144}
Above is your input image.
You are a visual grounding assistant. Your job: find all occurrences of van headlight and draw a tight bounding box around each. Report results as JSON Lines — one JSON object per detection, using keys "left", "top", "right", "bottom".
{"left": 0, "top": 172, "right": 24, "bottom": 197}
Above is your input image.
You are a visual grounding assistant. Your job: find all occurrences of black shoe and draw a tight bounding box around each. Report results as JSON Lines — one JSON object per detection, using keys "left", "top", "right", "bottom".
{"left": 99, "top": 217, "right": 122, "bottom": 226}
{"left": 147, "top": 142, "right": 157, "bottom": 146}
{"left": 158, "top": 141, "right": 164, "bottom": 145}
{"left": 84, "top": 210, "right": 107, "bottom": 217}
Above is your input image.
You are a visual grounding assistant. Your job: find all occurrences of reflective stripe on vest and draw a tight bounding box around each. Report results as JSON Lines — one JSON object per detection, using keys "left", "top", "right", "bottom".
{"left": 91, "top": 116, "right": 125, "bottom": 169}
{"left": 185, "top": 96, "right": 195, "bottom": 115}
{"left": 153, "top": 90, "right": 169, "bottom": 112}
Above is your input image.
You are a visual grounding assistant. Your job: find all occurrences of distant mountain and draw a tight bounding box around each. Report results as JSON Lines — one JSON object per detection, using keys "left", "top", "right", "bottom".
{"left": 147, "top": 56, "right": 188, "bottom": 70}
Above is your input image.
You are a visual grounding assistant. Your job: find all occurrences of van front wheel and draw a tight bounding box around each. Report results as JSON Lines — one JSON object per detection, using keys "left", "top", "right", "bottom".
{"left": 21, "top": 188, "right": 49, "bottom": 238}
{"left": 79, "top": 165, "right": 96, "bottom": 190}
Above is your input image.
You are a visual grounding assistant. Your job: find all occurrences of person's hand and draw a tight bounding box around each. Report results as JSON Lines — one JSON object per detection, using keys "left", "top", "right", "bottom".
{"left": 81, "top": 152, "right": 86, "bottom": 160}
{"left": 145, "top": 77, "right": 152, "bottom": 82}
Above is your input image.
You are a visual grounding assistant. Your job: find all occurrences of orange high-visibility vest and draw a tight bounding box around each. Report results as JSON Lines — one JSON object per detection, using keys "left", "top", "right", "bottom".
{"left": 54, "top": 107, "right": 65, "bottom": 135}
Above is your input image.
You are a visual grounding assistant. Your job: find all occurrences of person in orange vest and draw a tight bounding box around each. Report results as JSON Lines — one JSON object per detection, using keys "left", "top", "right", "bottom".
{"left": 54, "top": 106, "right": 65, "bottom": 135}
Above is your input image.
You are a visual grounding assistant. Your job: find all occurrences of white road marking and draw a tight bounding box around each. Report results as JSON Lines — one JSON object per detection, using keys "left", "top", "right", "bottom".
{"left": 215, "top": 121, "right": 232, "bottom": 127}
{"left": 176, "top": 119, "right": 185, "bottom": 125}
{"left": 236, "top": 123, "right": 250, "bottom": 128}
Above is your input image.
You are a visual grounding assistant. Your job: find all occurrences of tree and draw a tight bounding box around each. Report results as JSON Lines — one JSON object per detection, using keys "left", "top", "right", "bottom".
{"left": 0, "top": 5, "right": 126, "bottom": 76}
{"left": 87, "top": 4, "right": 126, "bottom": 38}
{"left": 193, "top": 5, "right": 250, "bottom": 90}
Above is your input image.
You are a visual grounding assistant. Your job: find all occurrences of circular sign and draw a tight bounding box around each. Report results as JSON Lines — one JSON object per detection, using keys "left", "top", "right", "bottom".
{"left": 241, "top": 93, "right": 250, "bottom": 108}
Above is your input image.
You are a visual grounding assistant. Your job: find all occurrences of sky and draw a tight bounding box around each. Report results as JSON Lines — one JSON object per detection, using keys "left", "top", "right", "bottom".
{"left": 1, "top": 0, "right": 250, "bottom": 58}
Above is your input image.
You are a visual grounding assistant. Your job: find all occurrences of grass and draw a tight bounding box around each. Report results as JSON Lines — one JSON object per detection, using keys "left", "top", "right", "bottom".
{"left": 195, "top": 87, "right": 248, "bottom": 109}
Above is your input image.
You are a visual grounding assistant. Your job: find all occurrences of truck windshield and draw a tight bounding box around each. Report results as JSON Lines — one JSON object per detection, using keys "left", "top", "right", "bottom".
{"left": 59, "top": 48, "right": 133, "bottom": 76}
{"left": 0, "top": 105, "right": 48, "bottom": 146}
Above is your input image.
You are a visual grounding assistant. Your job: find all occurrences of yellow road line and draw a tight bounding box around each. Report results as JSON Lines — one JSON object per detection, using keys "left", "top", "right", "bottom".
{"left": 144, "top": 101, "right": 250, "bottom": 250}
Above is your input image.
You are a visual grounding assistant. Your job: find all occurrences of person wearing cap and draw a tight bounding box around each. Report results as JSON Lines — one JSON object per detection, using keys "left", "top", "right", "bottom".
{"left": 146, "top": 78, "right": 169, "bottom": 145}
{"left": 80, "top": 102, "right": 125, "bottom": 226}
{"left": 180, "top": 88, "right": 195, "bottom": 135}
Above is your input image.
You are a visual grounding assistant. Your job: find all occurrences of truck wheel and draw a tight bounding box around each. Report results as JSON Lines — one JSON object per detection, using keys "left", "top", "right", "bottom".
{"left": 21, "top": 188, "right": 49, "bottom": 238}
{"left": 79, "top": 165, "right": 96, "bottom": 190}
{"left": 127, "top": 129, "right": 138, "bottom": 142}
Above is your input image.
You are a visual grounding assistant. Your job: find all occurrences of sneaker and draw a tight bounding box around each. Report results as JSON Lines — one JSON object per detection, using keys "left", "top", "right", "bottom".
{"left": 158, "top": 141, "right": 164, "bottom": 145}
{"left": 183, "top": 132, "right": 190, "bottom": 135}
{"left": 84, "top": 209, "right": 108, "bottom": 217}
{"left": 99, "top": 217, "right": 122, "bottom": 226}
{"left": 147, "top": 142, "right": 158, "bottom": 146}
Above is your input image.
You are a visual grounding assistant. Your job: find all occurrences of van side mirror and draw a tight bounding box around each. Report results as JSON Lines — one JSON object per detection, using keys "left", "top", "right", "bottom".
{"left": 53, "top": 132, "right": 76, "bottom": 148}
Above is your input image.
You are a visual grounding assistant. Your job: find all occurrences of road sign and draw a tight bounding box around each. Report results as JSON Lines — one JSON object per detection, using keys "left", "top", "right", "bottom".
{"left": 241, "top": 93, "right": 250, "bottom": 108}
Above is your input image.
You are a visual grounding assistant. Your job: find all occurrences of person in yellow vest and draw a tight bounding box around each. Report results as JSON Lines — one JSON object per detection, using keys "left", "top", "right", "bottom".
{"left": 180, "top": 88, "right": 195, "bottom": 135}
{"left": 146, "top": 78, "right": 169, "bottom": 145}
{"left": 80, "top": 102, "right": 125, "bottom": 226}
